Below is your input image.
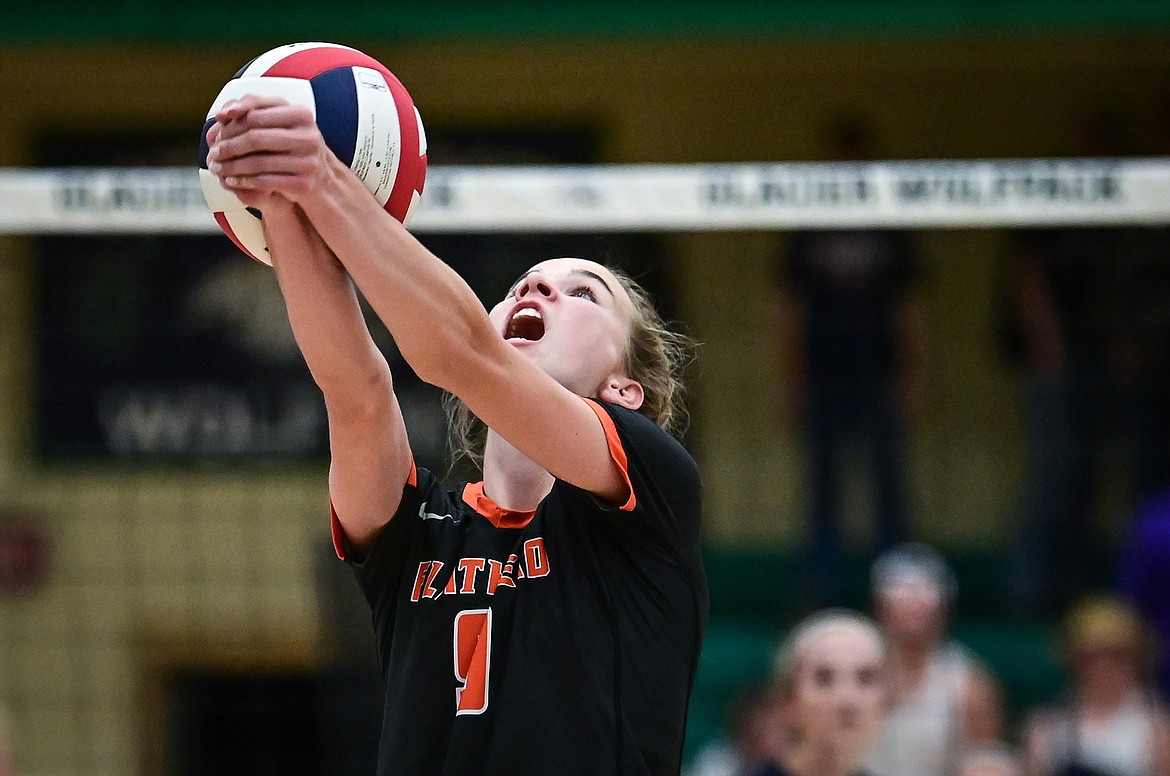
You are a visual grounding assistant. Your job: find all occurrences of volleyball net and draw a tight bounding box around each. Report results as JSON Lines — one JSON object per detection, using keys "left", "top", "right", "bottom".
{"left": 2, "top": 156, "right": 1169, "bottom": 235}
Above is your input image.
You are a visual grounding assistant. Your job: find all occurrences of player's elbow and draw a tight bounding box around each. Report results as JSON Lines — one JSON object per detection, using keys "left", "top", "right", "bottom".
{"left": 318, "top": 362, "right": 396, "bottom": 422}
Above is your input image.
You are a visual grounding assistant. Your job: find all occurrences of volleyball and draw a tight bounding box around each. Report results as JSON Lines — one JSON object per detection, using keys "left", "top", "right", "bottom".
{"left": 197, "top": 42, "right": 428, "bottom": 264}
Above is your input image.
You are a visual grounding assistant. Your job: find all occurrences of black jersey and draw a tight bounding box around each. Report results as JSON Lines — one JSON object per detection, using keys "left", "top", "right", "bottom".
{"left": 331, "top": 399, "right": 708, "bottom": 776}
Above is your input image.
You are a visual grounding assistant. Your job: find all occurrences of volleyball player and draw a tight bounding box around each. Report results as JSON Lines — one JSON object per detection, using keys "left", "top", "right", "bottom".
{"left": 204, "top": 95, "right": 708, "bottom": 776}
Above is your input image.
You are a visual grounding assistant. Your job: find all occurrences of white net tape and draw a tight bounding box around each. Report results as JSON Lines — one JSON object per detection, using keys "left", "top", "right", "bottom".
{"left": 2, "top": 157, "right": 1169, "bottom": 234}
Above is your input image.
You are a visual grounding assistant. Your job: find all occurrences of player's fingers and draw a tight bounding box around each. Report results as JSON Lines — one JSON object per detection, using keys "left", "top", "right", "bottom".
{"left": 215, "top": 101, "right": 314, "bottom": 141}
{"left": 214, "top": 95, "right": 292, "bottom": 124}
{"left": 205, "top": 122, "right": 222, "bottom": 149}
{"left": 212, "top": 106, "right": 320, "bottom": 159}
{"left": 223, "top": 172, "right": 314, "bottom": 202}
{"left": 214, "top": 110, "right": 285, "bottom": 145}
{"left": 215, "top": 99, "right": 252, "bottom": 124}
{"left": 211, "top": 106, "right": 304, "bottom": 159}
{"left": 239, "top": 103, "right": 315, "bottom": 130}
{"left": 212, "top": 126, "right": 320, "bottom": 164}
{"left": 214, "top": 151, "right": 317, "bottom": 180}
{"left": 223, "top": 178, "right": 265, "bottom": 207}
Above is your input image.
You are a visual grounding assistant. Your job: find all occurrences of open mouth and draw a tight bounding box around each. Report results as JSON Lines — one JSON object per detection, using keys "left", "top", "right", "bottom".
{"left": 504, "top": 307, "right": 545, "bottom": 341}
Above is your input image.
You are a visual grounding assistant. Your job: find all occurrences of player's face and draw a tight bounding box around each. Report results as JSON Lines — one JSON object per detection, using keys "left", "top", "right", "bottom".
{"left": 792, "top": 625, "right": 887, "bottom": 759}
{"left": 489, "top": 258, "right": 635, "bottom": 397}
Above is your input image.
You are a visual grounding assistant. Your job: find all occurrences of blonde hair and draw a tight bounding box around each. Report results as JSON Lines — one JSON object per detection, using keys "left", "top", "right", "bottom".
{"left": 443, "top": 264, "right": 695, "bottom": 474}
{"left": 772, "top": 608, "right": 887, "bottom": 695}
{"left": 1063, "top": 593, "right": 1157, "bottom": 672}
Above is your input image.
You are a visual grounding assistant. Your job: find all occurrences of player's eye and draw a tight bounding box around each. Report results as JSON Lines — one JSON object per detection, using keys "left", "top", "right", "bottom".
{"left": 569, "top": 285, "right": 597, "bottom": 302}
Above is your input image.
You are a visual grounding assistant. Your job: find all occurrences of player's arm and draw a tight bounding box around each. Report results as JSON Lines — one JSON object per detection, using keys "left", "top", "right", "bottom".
{"left": 262, "top": 198, "right": 413, "bottom": 549}
{"left": 302, "top": 170, "right": 624, "bottom": 504}
{"left": 209, "top": 96, "right": 624, "bottom": 504}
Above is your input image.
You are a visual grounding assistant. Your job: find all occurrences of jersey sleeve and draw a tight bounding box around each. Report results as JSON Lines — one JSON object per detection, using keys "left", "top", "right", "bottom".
{"left": 333, "top": 467, "right": 443, "bottom": 651}
{"left": 573, "top": 399, "right": 704, "bottom": 551}
{"left": 330, "top": 458, "right": 419, "bottom": 562}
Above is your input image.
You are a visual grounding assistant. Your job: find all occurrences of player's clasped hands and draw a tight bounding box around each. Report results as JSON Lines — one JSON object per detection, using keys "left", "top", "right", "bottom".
{"left": 205, "top": 94, "right": 333, "bottom": 207}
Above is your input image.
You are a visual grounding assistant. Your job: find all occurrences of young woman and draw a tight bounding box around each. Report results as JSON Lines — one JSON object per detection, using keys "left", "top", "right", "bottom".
{"left": 866, "top": 543, "right": 1005, "bottom": 776}
{"left": 748, "top": 609, "right": 890, "bottom": 776}
{"left": 205, "top": 96, "right": 708, "bottom": 776}
{"left": 1020, "top": 594, "right": 1170, "bottom": 776}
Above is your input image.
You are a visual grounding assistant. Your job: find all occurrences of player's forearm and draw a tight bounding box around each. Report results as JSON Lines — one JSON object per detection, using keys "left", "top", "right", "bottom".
{"left": 298, "top": 157, "right": 502, "bottom": 391}
{"left": 266, "top": 204, "right": 395, "bottom": 406}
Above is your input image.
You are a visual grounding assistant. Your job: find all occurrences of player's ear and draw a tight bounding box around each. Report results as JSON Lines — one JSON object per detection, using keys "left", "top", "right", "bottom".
{"left": 599, "top": 376, "right": 644, "bottom": 411}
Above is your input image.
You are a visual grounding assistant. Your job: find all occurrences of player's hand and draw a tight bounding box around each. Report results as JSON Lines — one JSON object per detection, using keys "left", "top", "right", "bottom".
{"left": 205, "top": 94, "right": 334, "bottom": 208}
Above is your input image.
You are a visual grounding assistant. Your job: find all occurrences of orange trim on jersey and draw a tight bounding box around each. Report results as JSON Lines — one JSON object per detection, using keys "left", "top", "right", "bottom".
{"left": 330, "top": 457, "right": 419, "bottom": 561}
{"left": 462, "top": 482, "right": 538, "bottom": 529}
{"left": 581, "top": 398, "right": 636, "bottom": 512}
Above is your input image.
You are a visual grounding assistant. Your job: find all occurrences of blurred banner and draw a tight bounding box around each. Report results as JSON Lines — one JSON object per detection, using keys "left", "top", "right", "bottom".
{"left": 3, "top": 158, "right": 1170, "bottom": 235}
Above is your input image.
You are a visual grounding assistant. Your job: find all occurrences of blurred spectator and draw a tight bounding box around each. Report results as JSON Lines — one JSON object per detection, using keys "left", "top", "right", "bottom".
{"left": 1020, "top": 594, "right": 1170, "bottom": 776}
{"left": 1115, "top": 101, "right": 1170, "bottom": 501}
{"left": 865, "top": 543, "right": 1005, "bottom": 776}
{"left": 746, "top": 608, "right": 889, "bottom": 776}
{"left": 773, "top": 111, "right": 926, "bottom": 604}
{"left": 1110, "top": 232, "right": 1170, "bottom": 501}
{"left": 1117, "top": 485, "right": 1170, "bottom": 702}
{"left": 996, "top": 223, "right": 1128, "bottom": 615}
{"left": 1111, "top": 101, "right": 1170, "bottom": 704}
{"left": 958, "top": 743, "right": 1025, "bottom": 776}
{"left": 996, "top": 107, "right": 1145, "bottom": 617}
{"left": 685, "top": 685, "right": 789, "bottom": 776}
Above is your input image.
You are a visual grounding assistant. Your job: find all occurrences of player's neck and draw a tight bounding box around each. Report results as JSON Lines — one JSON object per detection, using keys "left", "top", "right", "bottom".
{"left": 481, "top": 429, "right": 554, "bottom": 512}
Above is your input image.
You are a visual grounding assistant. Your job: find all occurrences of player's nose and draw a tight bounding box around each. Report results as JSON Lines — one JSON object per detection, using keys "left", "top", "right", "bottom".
{"left": 515, "top": 272, "right": 557, "bottom": 300}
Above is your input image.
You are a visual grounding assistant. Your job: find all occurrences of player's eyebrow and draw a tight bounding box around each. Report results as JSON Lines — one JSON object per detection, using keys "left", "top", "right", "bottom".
{"left": 574, "top": 270, "right": 615, "bottom": 298}
{"left": 508, "top": 268, "right": 615, "bottom": 299}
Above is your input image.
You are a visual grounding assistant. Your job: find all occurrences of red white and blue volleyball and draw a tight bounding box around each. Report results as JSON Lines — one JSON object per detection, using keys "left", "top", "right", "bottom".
{"left": 197, "top": 42, "right": 427, "bottom": 265}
